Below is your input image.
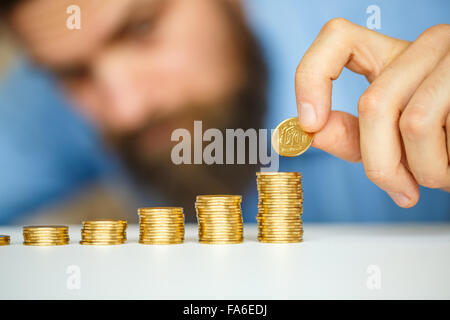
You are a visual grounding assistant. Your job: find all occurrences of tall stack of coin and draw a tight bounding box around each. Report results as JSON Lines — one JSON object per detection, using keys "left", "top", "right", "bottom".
{"left": 0, "top": 235, "right": 10, "bottom": 246}
{"left": 80, "top": 220, "right": 127, "bottom": 245}
{"left": 256, "top": 172, "right": 303, "bottom": 243}
{"left": 138, "top": 207, "right": 185, "bottom": 244}
{"left": 195, "top": 195, "right": 243, "bottom": 244}
{"left": 23, "top": 226, "right": 70, "bottom": 246}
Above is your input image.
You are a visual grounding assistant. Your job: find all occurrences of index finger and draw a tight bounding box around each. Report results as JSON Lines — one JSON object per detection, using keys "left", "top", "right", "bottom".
{"left": 295, "top": 18, "right": 408, "bottom": 132}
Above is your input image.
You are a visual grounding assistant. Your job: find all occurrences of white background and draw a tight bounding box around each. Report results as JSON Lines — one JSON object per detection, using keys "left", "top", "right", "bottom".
{"left": 1, "top": 223, "right": 449, "bottom": 299}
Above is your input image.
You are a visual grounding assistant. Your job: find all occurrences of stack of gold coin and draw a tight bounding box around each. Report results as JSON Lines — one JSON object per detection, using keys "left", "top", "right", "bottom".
{"left": 138, "top": 207, "right": 185, "bottom": 244}
{"left": 195, "top": 195, "right": 243, "bottom": 244}
{"left": 23, "top": 226, "right": 69, "bottom": 246}
{"left": 80, "top": 220, "right": 127, "bottom": 245}
{"left": 256, "top": 172, "right": 303, "bottom": 243}
{"left": 0, "top": 235, "right": 10, "bottom": 246}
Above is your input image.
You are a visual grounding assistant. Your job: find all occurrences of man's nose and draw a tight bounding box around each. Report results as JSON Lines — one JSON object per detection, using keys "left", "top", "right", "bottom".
{"left": 92, "top": 49, "right": 152, "bottom": 132}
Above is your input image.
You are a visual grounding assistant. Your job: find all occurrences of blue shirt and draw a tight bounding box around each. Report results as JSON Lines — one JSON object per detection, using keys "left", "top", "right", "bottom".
{"left": 0, "top": 0, "right": 449, "bottom": 224}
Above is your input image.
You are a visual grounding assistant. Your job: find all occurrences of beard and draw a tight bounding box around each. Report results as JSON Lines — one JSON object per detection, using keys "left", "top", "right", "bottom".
{"left": 107, "top": 7, "right": 268, "bottom": 222}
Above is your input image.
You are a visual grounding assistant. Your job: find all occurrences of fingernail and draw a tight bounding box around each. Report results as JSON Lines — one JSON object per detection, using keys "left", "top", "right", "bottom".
{"left": 389, "top": 192, "right": 411, "bottom": 207}
{"left": 299, "top": 102, "right": 316, "bottom": 128}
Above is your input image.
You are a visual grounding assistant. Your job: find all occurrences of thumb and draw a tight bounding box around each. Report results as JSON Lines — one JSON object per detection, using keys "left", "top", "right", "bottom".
{"left": 312, "top": 110, "right": 361, "bottom": 163}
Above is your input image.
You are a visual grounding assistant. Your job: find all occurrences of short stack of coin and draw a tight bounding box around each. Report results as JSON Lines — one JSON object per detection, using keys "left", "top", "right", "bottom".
{"left": 138, "top": 207, "right": 185, "bottom": 244}
{"left": 23, "top": 226, "right": 69, "bottom": 246}
{"left": 80, "top": 220, "right": 127, "bottom": 245}
{"left": 195, "top": 195, "right": 243, "bottom": 244}
{"left": 256, "top": 172, "right": 303, "bottom": 243}
{"left": 0, "top": 235, "right": 10, "bottom": 246}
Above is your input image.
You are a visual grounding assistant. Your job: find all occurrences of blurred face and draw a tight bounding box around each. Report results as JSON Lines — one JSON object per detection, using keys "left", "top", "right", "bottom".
{"left": 9, "top": 0, "right": 248, "bottom": 154}
{"left": 7, "top": 0, "right": 266, "bottom": 214}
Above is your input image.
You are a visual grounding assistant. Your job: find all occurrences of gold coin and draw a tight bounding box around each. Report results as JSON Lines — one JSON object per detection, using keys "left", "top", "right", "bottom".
{"left": 196, "top": 213, "right": 243, "bottom": 217}
{"left": 272, "top": 117, "right": 313, "bottom": 157}
{"left": 258, "top": 221, "right": 302, "bottom": 226}
{"left": 197, "top": 213, "right": 241, "bottom": 217}
{"left": 196, "top": 206, "right": 242, "bottom": 210}
{"left": 199, "top": 240, "right": 243, "bottom": 244}
{"left": 196, "top": 194, "right": 244, "bottom": 244}
{"left": 139, "top": 207, "right": 183, "bottom": 211}
{"left": 139, "top": 218, "right": 184, "bottom": 222}
{"left": 140, "top": 219, "right": 184, "bottom": 224}
{"left": 199, "top": 230, "right": 243, "bottom": 234}
{"left": 257, "top": 185, "right": 301, "bottom": 189}
{"left": 258, "top": 204, "right": 303, "bottom": 209}
{"left": 23, "top": 229, "right": 68, "bottom": 233}
{"left": 196, "top": 203, "right": 241, "bottom": 207}
{"left": 197, "top": 219, "right": 242, "bottom": 223}
{"left": 0, "top": 235, "right": 10, "bottom": 246}
{"left": 199, "top": 234, "right": 243, "bottom": 238}
{"left": 80, "top": 242, "right": 125, "bottom": 246}
{"left": 259, "top": 229, "right": 303, "bottom": 234}
{"left": 23, "top": 242, "right": 69, "bottom": 245}
{"left": 23, "top": 237, "right": 69, "bottom": 240}
{"left": 140, "top": 223, "right": 184, "bottom": 228}
{"left": 199, "top": 227, "right": 243, "bottom": 232}
{"left": 256, "top": 170, "right": 305, "bottom": 243}
{"left": 258, "top": 208, "right": 302, "bottom": 212}
{"left": 81, "top": 219, "right": 127, "bottom": 244}
{"left": 197, "top": 194, "right": 241, "bottom": 199}
{"left": 199, "top": 237, "right": 243, "bottom": 242}
{"left": 140, "top": 213, "right": 184, "bottom": 217}
{"left": 140, "top": 229, "right": 184, "bottom": 234}
{"left": 258, "top": 235, "right": 303, "bottom": 240}
{"left": 259, "top": 219, "right": 301, "bottom": 222}
{"left": 80, "top": 234, "right": 126, "bottom": 239}
{"left": 140, "top": 236, "right": 184, "bottom": 240}
{"left": 139, "top": 235, "right": 183, "bottom": 239}
{"left": 256, "top": 171, "right": 301, "bottom": 176}
{"left": 257, "top": 176, "right": 301, "bottom": 180}
{"left": 199, "top": 229, "right": 243, "bottom": 233}
{"left": 140, "top": 231, "right": 184, "bottom": 235}
{"left": 139, "top": 218, "right": 184, "bottom": 225}
{"left": 82, "top": 220, "right": 127, "bottom": 226}
{"left": 23, "top": 225, "right": 68, "bottom": 229}
{"left": 258, "top": 239, "right": 303, "bottom": 244}
{"left": 140, "top": 235, "right": 184, "bottom": 240}
{"left": 139, "top": 240, "right": 183, "bottom": 245}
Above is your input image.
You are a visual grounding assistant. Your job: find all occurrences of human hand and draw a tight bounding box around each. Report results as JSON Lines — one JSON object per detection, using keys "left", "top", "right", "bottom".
{"left": 295, "top": 18, "right": 450, "bottom": 207}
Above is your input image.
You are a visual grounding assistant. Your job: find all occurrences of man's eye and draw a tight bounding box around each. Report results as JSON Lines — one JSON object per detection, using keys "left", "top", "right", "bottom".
{"left": 127, "top": 19, "right": 154, "bottom": 39}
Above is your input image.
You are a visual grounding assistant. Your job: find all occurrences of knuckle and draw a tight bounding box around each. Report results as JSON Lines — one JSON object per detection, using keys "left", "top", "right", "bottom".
{"left": 399, "top": 108, "right": 427, "bottom": 140}
{"left": 358, "top": 90, "right": 384, "bottom": 117}
{"left": 321, "top": 18, "right": 351, "bottom": 34}
{"left": 422, "top": 24, "right": 450, "bottom": 39}
{"left": 365, "top": 168, "right": 393, "bottom": 186}
{"left": 415, "top": 174, "right": 447, "bottom": 189}
{"left": 416, "top": 81, "right": 441, "bottom": 101}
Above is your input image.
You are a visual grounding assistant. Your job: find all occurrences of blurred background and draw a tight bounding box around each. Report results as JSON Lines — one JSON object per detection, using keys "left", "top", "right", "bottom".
{"left": 0, "top": 26, "right": 14, "bottom": 77}
{"left": 0, "top": 0, "right": 449, "bottom": 225}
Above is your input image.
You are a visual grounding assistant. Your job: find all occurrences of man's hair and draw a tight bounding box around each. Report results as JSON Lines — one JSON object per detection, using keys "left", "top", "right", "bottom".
{"left": 0, "top": 0, "right": 21, "bottom": 15}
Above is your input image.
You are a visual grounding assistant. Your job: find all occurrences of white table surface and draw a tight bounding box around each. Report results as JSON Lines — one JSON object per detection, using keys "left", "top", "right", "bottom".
{"left": 1, "top": 223, "right": 449, "bottom": 299}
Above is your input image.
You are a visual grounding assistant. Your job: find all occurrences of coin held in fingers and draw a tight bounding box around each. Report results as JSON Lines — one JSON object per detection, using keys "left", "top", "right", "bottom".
{"left": 272, "top": 117, "right": 314, "bottom": 157}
